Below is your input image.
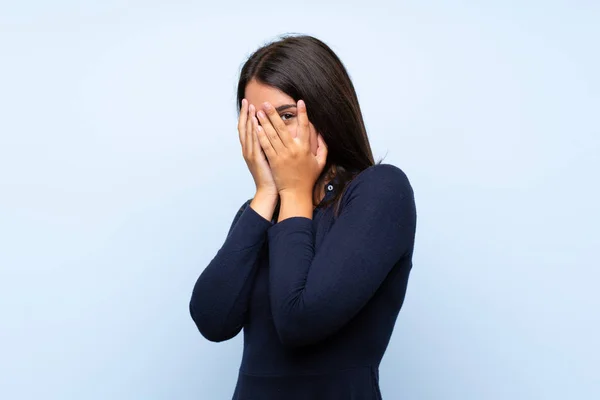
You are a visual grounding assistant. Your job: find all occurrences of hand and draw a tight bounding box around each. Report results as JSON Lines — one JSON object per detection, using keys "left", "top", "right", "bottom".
{"left": 255, "top": 100, "right": 328, "bottom": 198}
{"left": 238, "top": 99, "right": 277, "bottom": 197}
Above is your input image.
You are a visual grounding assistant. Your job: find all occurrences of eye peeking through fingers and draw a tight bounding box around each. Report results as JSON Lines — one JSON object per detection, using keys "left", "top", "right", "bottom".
{"left": 281, "top": 113, "right": 295, "bottom": 121}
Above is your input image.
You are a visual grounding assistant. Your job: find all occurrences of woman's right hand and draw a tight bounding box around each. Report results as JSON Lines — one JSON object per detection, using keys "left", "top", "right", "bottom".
{"left": 239, "top": 99, "right": 278, "bottom": 220}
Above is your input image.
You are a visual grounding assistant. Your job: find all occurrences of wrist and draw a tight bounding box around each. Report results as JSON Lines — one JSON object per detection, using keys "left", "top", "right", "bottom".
{"left": 279, "top": 188, "right": 313, "bottom": 202}
{"left": 250, "top": 190, "right": 279, "bottom": 222}
{"left": 278, "top": 190, "right": 313, "bottom": 222}
{"left": 255, "top": 187, "right": 279, "bottom": 201}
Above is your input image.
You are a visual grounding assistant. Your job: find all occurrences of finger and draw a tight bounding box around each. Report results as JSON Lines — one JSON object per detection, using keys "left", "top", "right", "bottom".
{"left": 252, "top": 116, "right": 262, "bottom": 158}
{"left": 262, "top": 102, "right": 292, "bottom": 148}
{"left": 257, "top": 109, "right": 284, "bottom": 154}
{"left": 238, "top": 98, "right": 248, "bottom": 147}
{"left": 246, "top": 104, "right": 255, "bottom": 156}
{"left": 256, "top": 120, "right": 276, "bottom": 161}
{"left": 296, "top": 99, "right": 310, "bottom": 144}
{"left": 315, "top": 134, "right": 328, "bottom": 168}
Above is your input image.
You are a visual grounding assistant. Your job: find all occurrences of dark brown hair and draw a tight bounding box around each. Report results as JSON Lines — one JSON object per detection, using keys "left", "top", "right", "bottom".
{"left": 237, "top": 34, "right": 379, "bottom": 216}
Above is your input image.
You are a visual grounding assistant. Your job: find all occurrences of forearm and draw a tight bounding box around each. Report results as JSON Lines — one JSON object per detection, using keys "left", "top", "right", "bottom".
{"left": 190, "top": 249, "right": 261, "bottom": 342}
{"left": 190, "top": 203, "right": 272, "bottom": 341}
{"left": 266, "top": 165, "right": 417, "bottom": 347}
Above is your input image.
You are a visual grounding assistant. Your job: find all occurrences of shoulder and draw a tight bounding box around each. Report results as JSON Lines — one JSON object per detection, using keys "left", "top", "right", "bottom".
{"left": 345, "top": 163, "right": 413, "bottom": 200}
{"left": 336, "top": 163, "right": 416, "bottom": 220}
{"left": 337, "top": 163, "right": 416, "bottom": 226}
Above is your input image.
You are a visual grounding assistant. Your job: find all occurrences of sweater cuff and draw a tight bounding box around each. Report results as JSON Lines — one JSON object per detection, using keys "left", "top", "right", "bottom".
{"left": 268, "top": 216, "right": 313, "bottom": 242}
{"left": 226, "top": 204, "right": 273, "bottom": 249}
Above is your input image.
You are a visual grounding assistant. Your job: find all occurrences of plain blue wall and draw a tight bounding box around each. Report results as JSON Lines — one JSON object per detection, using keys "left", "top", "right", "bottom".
{"left": 1, "top": 1, "right": 598, "bottom": 399}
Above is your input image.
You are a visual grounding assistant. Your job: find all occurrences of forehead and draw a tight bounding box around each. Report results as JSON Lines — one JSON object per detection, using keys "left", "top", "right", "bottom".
{"left": 244, "top": 79, "right": 294, "bottom": 111}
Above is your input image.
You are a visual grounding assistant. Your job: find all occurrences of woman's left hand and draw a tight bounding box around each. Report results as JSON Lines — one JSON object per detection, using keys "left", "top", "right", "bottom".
{"left": 255, "top": 100, "right": 328, "bottom": 197}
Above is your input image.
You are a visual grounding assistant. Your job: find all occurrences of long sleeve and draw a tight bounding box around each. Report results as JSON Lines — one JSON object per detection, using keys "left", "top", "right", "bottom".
{"left": 190, "top": 199, "right": 272, "bottom": 342}
{"left": 267, "top": 164, "right": 417, "bottom": 347}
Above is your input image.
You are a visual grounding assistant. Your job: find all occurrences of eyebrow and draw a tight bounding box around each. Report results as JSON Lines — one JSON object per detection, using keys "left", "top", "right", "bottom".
{"left": 275, "top": 104, "right": 297, "bottom": 113}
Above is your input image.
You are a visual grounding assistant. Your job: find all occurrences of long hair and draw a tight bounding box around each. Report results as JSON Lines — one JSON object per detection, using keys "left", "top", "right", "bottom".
{"left": 236, "top": 34, "right": 378, "bottom": 216}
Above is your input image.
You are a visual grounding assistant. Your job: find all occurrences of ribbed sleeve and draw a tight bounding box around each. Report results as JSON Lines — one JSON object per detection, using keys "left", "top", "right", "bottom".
{"left": 190, "top": 200, "right": 273, "bottom": 342}
{"left": 267, "top": 165, "right": 417, "bottom": 347}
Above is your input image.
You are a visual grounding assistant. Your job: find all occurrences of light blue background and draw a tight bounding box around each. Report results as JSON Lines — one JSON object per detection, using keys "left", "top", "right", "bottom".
{"left": 1, "top": 1, "right": 598, "bottom": 399}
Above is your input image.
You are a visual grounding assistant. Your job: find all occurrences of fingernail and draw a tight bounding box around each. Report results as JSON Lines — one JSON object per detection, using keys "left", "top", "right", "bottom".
{"left": 257, "top": 110, "right": 265, "bottom": 118}
{"left": 263, "top": 102, "right": 272, "bottom": 111}
{"left": 298, "top": 99, "right": 305, "bottom": 108}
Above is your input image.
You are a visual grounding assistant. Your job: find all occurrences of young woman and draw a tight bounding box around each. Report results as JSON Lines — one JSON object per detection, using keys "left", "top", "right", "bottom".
{"left": 189, "top": 34, "right": 417, "bottom": 399}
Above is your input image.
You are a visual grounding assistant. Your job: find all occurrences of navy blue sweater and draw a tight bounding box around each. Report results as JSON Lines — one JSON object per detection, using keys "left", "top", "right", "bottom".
{"left": 190, "top": 164, "right": 417, "bottom": 399}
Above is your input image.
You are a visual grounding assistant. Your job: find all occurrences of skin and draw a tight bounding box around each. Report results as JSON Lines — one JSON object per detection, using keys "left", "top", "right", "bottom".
{"left": 238, "top": 79, "right": 329, "bottom": 222}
